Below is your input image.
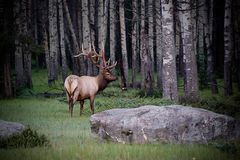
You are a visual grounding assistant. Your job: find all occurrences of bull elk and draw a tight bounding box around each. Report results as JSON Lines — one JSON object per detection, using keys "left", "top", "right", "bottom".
{"left": 64, "top": 45, "right": 117, "bottom": 117}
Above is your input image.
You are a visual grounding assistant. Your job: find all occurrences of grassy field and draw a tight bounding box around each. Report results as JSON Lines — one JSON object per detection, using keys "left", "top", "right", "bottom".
{"left": 0, "top": 69, "right": 240, "bottom": 160}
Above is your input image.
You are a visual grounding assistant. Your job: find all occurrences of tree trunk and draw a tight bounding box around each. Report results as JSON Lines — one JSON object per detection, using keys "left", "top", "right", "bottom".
{"left": 197, "top": 0, "right": 207, "bottom": 88}
{"left": 38, "top": 0, "right": 48, "bottom": 69}
{"left": 119, "top": 0, "right": 129, "bottom": 88}
{"left": 192, "top": 0, "right": 197, "bottom": 58}
{"left": 224, "top": 0, "right": 233, "bottom": 96}
{"left": 1, "top": 1, "right": 13, "bottom": 98}
{"left": 161, "top": 0, "right": 178, "bottom": 101}
{"left": 179, "top": 0, "right": 199, "bottom": 101}
{"left": 14, "top": 0, "right": 24, "bottom": 89}
{"left": 140, "top": 0, "right": 146, "bottom": 89}
{"left": 97, "top": 0, "right": 103, "bottom": 48}
{"left": 103, "top": 0, "right": 109, "bottom": 45}
{"left": 98, "top": 0, "right": 108, "bottom": 48}
{"left": 77, "top": 0, "right": 82, "bottom": 47}
{"left": 89, "top": 0, "right": 95, "bottom": 44}
{"left": 148, "top": 0, "right": 155, "bottom": 84}
{"left": 33, "top": 0, "right": 39, "bottom": 68}
{"left": 42, "top": 0, "right": 49, "bottom": 81}
{"left": 109, "top": 0, "right": 117, "bottom": 74}
{"left": 48, "top": 0, "right": 59, "bottom": 86}
{"left": 233, "top": 0, "right": 240, "bottom": 91}
{"left": 23, "top": 45, "right": 32, "bottom": 88}
{"left": 89, "top": 0, "right": 98, "bottom": 75}
{"left": 131, "top": 0, "right": 138, "bottom": 88}
{"left": 210, "top": 0, "right": 219, "bottom": 94}
{"left": 139, "top": 0, "right": 154, "bottom": 94}
{"left": 82, "top": 0, "right": 92, "bottom": 76}
{"left": 58, "top": 0, "right": 68, "bottom": 81}
{"left": 3, "top": 53, "right": 12, "bottom": 98}
{"left": 63, "top": 0, "right": 84, "bottom": 75}
{"left": 24, "top": 0, "right": 32, "bottom": 88}
{"left": 141, "top": 32, "right": 154, "bottom": 95}
{"left": 156, "top": 0, "right": 163, "bottom": 89}
{"left": 14, "top": 0, "right": 32, "bottom": 89}
{"left": 204, "top": 0, "right": 218, "bottom": 94}
{"left": 236, "top": 32, "right": 240, "bottom": 91}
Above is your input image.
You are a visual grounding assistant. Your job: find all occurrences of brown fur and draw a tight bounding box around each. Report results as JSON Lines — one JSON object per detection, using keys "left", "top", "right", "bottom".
{"left": 65, "top": 44, "right": 117, "bottom": 117}
{"left": 64, "top": 68, "right": 117, "bottom": 117}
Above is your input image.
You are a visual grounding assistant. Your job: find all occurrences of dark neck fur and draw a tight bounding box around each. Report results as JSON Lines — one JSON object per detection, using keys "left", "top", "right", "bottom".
{"left": 96, "top": 74, "right": 109, "bottom": 91}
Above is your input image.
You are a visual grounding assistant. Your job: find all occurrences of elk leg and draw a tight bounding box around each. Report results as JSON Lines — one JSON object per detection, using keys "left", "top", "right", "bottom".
{"left": 69, "top": 101, "right": 73, "bottom": 117}
{"left": 69, "top": 104, "right": 71, "bottom": 113}
{"left": 80, "top": 100, "right": 84, "bottom": 116}
{"left": 90, "top": 97, "right": 95, "bottom": 114}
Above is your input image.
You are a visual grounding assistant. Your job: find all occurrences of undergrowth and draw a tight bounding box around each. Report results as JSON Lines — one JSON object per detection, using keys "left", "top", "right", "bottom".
{"left": 179, "top": 92, "right": 240, "bottom": 118}
{"left": 0, "top": 127, "right": 49, "bottom": 149}
{"left": 210, "top": 140, "right": 240, "bottom": 154}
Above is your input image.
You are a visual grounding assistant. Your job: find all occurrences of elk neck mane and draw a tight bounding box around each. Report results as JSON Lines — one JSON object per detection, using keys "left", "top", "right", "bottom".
{"left": 96, "top": 73, "right": 109, "bottom": 91}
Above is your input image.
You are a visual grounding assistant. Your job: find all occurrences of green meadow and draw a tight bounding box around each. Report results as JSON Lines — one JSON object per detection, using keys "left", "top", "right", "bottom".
{"left": 0, "top": 69, "right": 239, "bottom": 160}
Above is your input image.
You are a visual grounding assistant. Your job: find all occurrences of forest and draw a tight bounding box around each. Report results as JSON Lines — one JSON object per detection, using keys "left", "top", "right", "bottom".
{"left": 0, "top": 0, "right": 240, "bottom": 159}
{"left": 0, "top": 0, "right": 240, "bottom": 100}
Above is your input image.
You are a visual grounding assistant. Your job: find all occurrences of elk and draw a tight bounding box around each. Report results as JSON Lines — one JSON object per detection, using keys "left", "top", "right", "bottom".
{"left": 64, "top": 45, "right": 117, "bottom": 117}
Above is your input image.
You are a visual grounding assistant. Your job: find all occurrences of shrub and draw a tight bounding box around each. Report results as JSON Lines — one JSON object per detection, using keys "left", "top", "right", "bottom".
{"left": 0, "top": 127, "right": 50, "bottom": 149}
{"left": 179, "top": 93, "right": 240, "bottom": 118}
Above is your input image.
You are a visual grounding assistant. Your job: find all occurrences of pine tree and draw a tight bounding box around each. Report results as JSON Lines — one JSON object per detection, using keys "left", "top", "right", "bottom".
{"left": 161, "top": 0, "right": 178, "bottom": 101}
{"left": 224, "top": 0, "right": 233, "bottom": 96}
{"left": 48, "top": 0, "right": 59, "bottom": 85}
{"left": 178, "top": 0, "right": 199, "bottom": 101}
{"left": 119, "top": 0, "right": 129, "bottom": 88}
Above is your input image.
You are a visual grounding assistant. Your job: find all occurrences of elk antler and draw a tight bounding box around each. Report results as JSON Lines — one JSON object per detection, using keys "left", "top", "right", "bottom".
{"left": 98, "top": 44, "right": 117, "bottom": 70}
{"left": 74, "top": 44, "right": 102, "bottom": 65}
{"left": 99, "top": 43, "right": 107, "bottom": 67}
{"left": 106, "top": 61, "right": 117, "bottom": 70}
{"left": 74, "top": 44, "right": 100, "bottom": 57}
{"left": 74, "top": 43, "right": 117, "bottom": 70}
{"left": 73, "top": 44, "right": 87, "bottom": 57}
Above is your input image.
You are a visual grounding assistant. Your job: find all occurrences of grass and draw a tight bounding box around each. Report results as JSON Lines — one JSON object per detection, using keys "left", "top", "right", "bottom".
{"left": 0, "top": 98, "right": 239, "bottom": 160}
{"left": 0, "top": 69, "right": 240, "bottom": 159}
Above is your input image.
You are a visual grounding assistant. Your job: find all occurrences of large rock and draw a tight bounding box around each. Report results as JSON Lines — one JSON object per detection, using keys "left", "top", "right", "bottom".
{"left": 90, "top": 105, "right": 240, "bottom": 144}
{"left": 0, "top": 120, "right": 26, "bottom": 139}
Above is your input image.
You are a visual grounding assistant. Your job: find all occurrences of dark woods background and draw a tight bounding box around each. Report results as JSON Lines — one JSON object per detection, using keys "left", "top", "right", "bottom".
{"left": 0, "top": 0, "right": 240, "bottom": 102}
